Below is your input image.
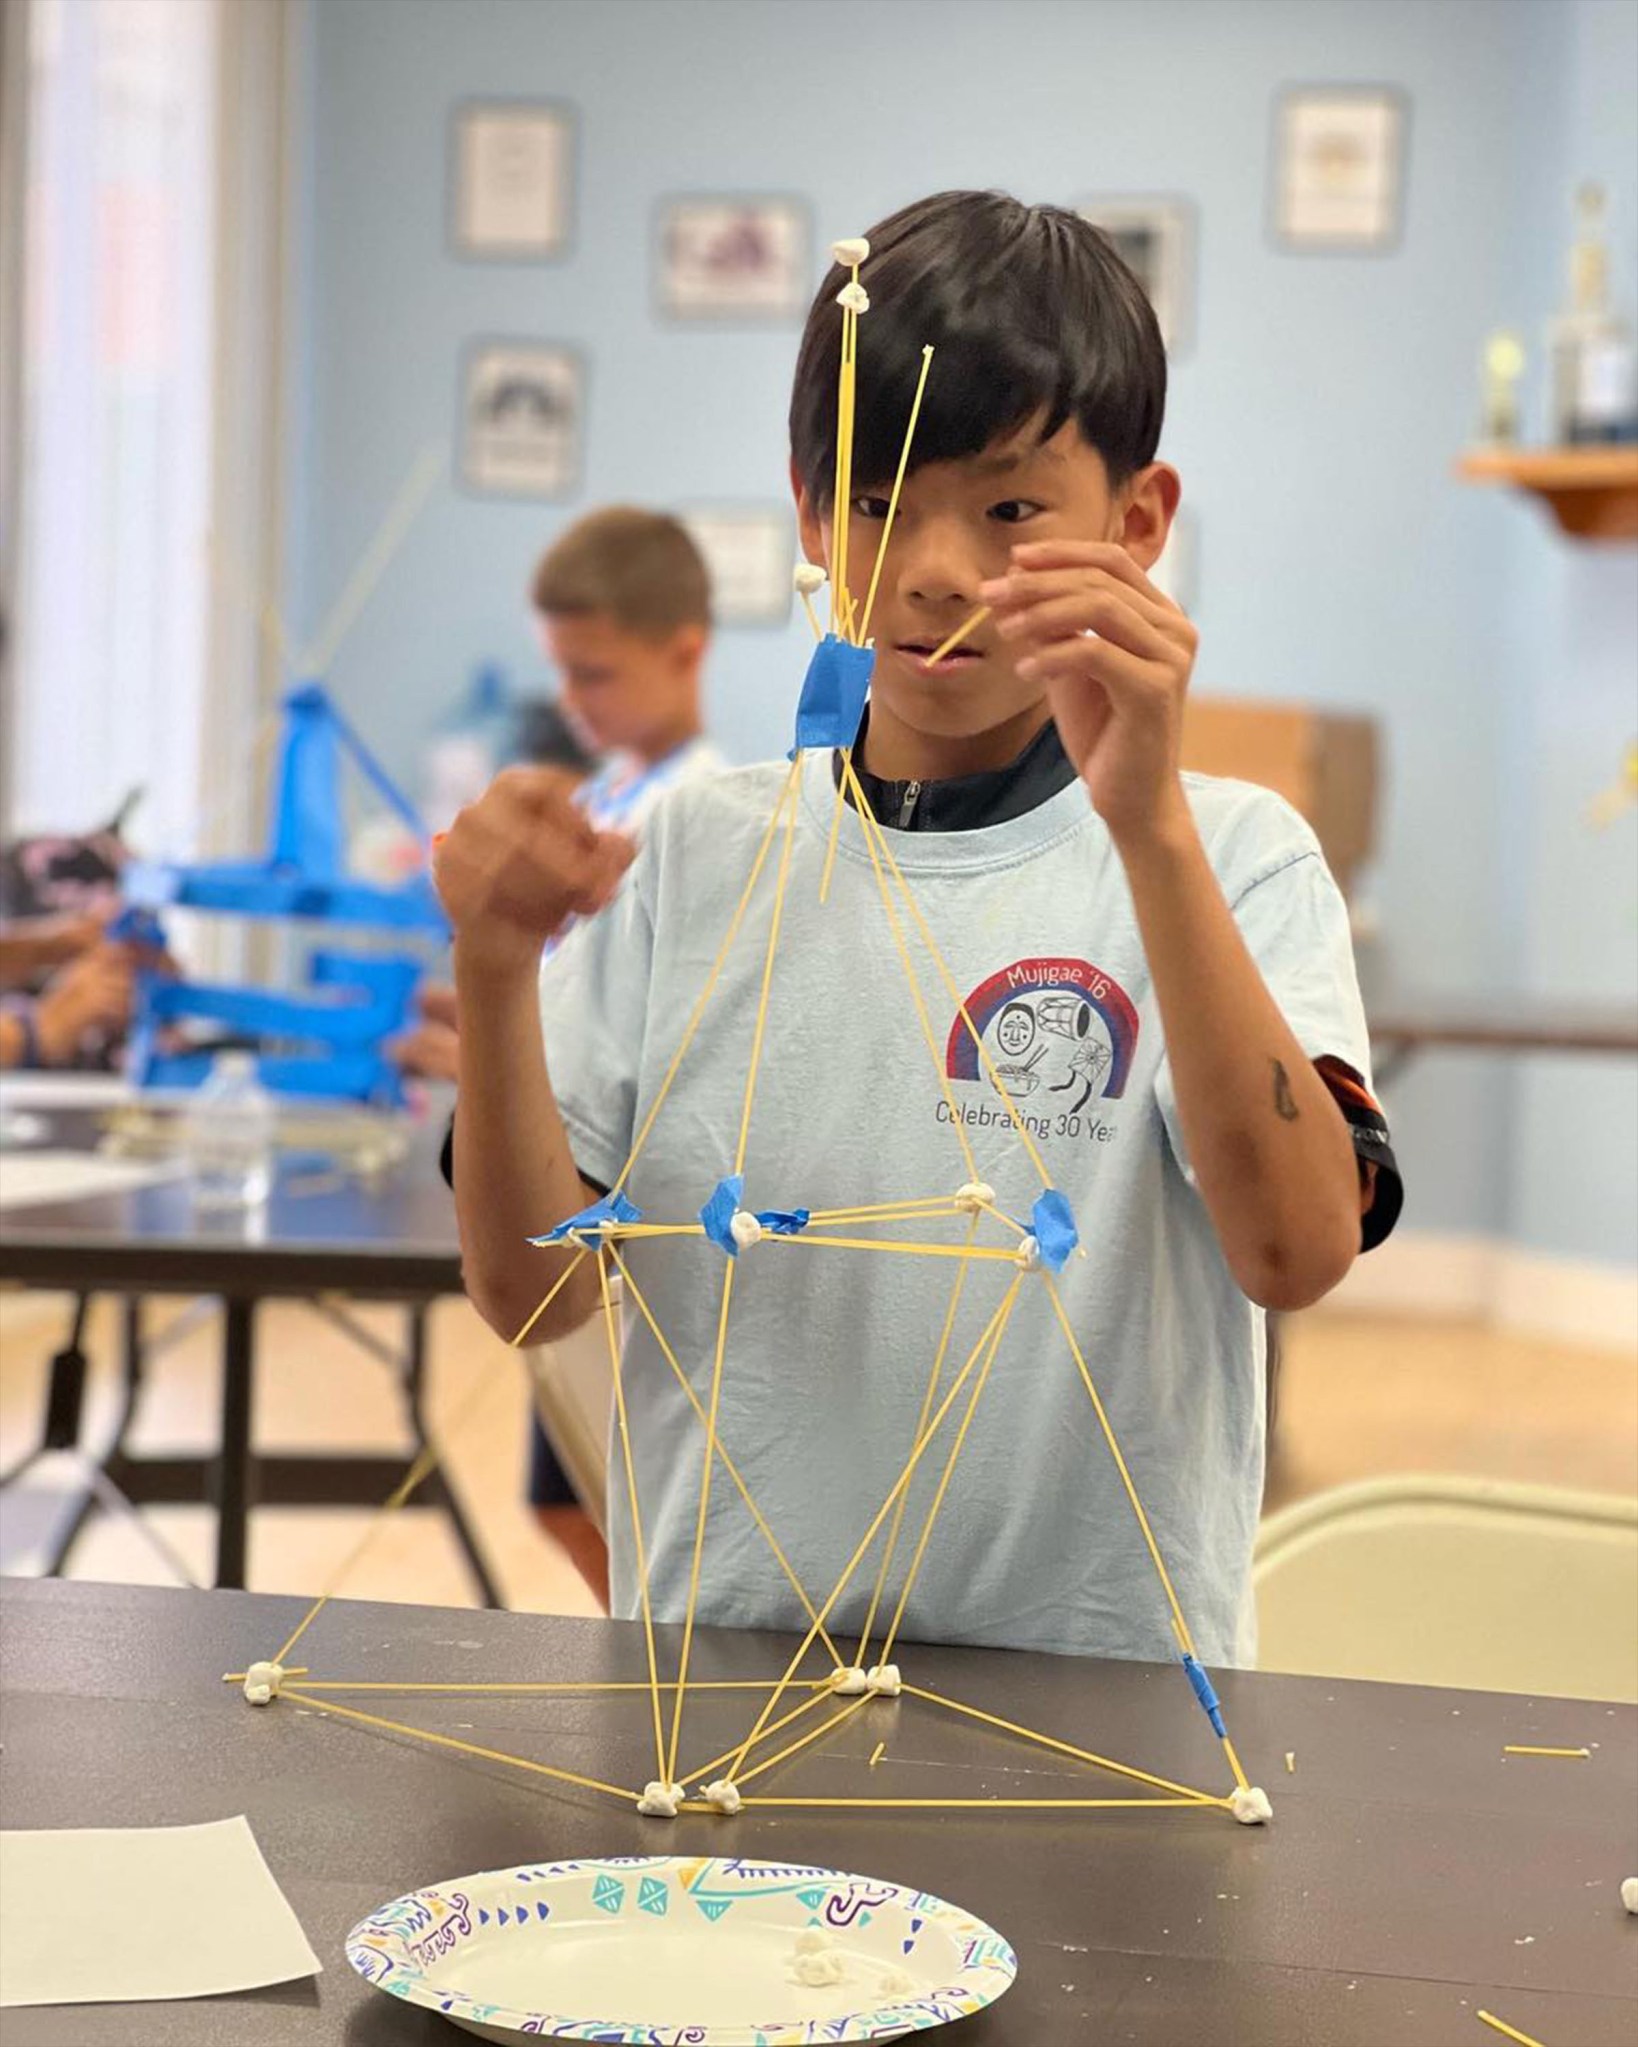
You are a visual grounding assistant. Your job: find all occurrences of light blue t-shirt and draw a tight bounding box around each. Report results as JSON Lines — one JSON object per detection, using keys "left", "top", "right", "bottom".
{"left": 539, "top": 750, "right": 1372, "bottom": 1667}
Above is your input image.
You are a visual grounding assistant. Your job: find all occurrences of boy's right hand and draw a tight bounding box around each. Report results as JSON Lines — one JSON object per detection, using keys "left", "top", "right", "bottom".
{"left": 434, "top": 768, "right": 634, "bottom": 976}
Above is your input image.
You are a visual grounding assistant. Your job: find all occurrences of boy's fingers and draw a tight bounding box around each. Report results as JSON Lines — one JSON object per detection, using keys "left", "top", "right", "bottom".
{"left": 1003, "top": 541, "right": 1178, "bottom": 611}
{"left": 986, "top": 564, "right": 1178, "bottom": 634}
{"left": 999, "top": 590, "right": 1174, "bottom": 661}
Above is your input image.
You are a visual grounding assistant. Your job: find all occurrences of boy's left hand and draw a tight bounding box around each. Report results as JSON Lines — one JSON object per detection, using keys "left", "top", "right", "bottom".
{"left": 982, "top": 541, "right": 1198, "bottom": 844}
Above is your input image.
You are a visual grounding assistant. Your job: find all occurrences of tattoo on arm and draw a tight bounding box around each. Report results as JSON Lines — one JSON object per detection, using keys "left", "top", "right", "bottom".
{"left": 1271, "top": 1058, "right": 1300, "bottom": 1122}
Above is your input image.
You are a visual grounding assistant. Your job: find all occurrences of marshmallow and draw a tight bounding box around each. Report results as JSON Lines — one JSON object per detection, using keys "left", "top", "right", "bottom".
{"left": 865, "top": 1663, "right": 902, "bottom": 1697}
{"left": 794, "top": 1929, "right": 835, "bottom": 1956}
{"left": 830, "top": 1667, "right": 870, "bottom": 1696}
{"left": 242, "top": 1661, "right": 285, "bottom": 1706}
{"left": 1229, "top": 1785, "right": 1273, "bottom": 1825}
{"left": 1622, "top": 1876, "right": 1638, "bottom": 1914}
{"left": 794, "top": 562, "right": 827, "bottom": 594}
{"left": 879, "top": 1966, "right": 917, "bottom": 1997}
{"left": 835, "top": 281, "right": 871, "bottom": 315}
{"left": 831, "top": 236, "right": 871, "bottom": 266}
{"left": 954, "top": 1180, "right": 996, "bottom": 1213}
{"left": 703, "top": 1779, "right": 743, "bottom": 1815}
{"left": 637, "top": 1780, "right": 686, "bottom": 1818}
{"left": 1015, "top": 1235, "right": 1042, "bottom": 1271}
{"left": 729, "top": 1211, "right": 764, "bottom": 1250}
{"left": 792, "top": 1950, "right": 848, "bottom": 1987}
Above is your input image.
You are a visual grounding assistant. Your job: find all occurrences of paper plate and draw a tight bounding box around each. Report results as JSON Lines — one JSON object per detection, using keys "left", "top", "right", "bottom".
{"left": 346, "top": 1854, "right": 1017, "bottom": 2042}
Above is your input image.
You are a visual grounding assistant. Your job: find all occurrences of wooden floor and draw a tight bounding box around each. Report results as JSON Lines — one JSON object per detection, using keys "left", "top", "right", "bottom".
{"left": 1, "top": 1289, "right": 1633, "bottom": 1610}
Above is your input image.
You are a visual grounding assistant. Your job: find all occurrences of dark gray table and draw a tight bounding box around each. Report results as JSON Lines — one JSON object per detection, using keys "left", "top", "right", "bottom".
{"left": 3, "top": 1578, "right": 1634, "bottom": 2044}
{"left": 0, "top": 1100, "right": 491, "bottom": 1597}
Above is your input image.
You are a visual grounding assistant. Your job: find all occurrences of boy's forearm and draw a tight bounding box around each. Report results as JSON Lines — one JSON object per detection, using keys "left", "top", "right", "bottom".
{"left": 1114, "top": 797, "right": 1360, "bottom": 1311}
{"left": 451, "top": 943, "right": 599, "bottom": 1342}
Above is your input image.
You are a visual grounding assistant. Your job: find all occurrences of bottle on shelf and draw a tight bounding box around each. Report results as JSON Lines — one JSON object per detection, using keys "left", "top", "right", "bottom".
{"left": 1548, "top": 183, "right": 1638, "bottom": 446}
{"left": 184, "top": 1051, "right": 275, "bottom": 1210}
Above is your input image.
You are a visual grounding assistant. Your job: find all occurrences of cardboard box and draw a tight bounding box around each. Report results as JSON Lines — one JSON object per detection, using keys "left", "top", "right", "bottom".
{"left": 1181, "top": 699, "right": 1380, "bottom": 898}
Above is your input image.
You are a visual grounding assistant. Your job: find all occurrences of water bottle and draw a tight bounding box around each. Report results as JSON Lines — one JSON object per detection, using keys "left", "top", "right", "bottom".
{"left": 185, "top": 1052, "right": 275, "bottom": 1210}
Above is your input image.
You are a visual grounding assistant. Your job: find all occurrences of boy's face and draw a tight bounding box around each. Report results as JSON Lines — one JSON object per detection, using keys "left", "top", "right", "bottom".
{"left": 537, "top": 611, "right": 705, "bottom": 757}
{"left": 795, "top": 419, "right": 1175, "bottom": 761}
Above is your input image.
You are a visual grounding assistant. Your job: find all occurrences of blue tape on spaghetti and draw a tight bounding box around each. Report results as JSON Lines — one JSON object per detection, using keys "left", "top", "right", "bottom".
{"left": 755, "top": 1207, "right": 810, "bottom": 1235}
{"left": 1031, "top": 1189, "right": 1079, "bottom": 1273}
{"left": 530, "top": 1189, "right": 642, "bottom": 1246}
{"left": 790, "top": 635, "right": 874, "bottom": 756}
{"left": 700, "top": 1174, "right": 746, "bottom": 1257}
{"left": 1182, "top": 1653, "right": 1228, "bottom": 1738}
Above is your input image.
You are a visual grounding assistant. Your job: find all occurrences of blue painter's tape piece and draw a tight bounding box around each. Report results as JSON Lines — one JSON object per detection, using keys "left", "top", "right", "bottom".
{"left": 530, "top": 1190, "right": 642, "bottom": 1247}
{"left": 790, "top": 635, "right": 875, "bottom": 756}
{"left": 1030, "top": 1189, "right": 1080, "bottom": 1273}
{"left": 755, "top": 1208, "right": 810, "bottom": 1236}
{"left": 700, "top": 1174, "right": 746, "bottom": 1257}
{"left": 1182, "top": 1653, "right": 1228, "bottom": 1739}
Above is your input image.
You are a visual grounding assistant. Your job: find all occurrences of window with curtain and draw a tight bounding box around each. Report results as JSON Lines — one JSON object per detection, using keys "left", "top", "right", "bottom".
{"left": 9, "top": 0, "right": 219, "bottom": 862}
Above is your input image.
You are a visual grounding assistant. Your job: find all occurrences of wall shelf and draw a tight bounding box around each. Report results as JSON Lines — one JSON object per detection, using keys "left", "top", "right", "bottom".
{"left": 1457, "top": 446, "right": 1638, "bottom": 540}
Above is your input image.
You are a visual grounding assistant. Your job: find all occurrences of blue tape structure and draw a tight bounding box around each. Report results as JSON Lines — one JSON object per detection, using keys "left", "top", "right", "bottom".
{"left": 1030, "top": 1189, "right": 1080, "bottom": 1273}
{"left": 702, "top": 1177, "right": 811, "bottom": 1257}
{"left": 700, "top": 1174, "right": 746, "bottom": 1257}
{"left": 790, "top": 636, "right": 874, "bottom": 756}
{"left": 1182, "top": 1653, "right": 1228, "bottom": 1739}
{"left": 756, "top": 1207, "right": 810, "bottom": 1236}
{"left": 530, "top": 1190, "right": 642, "bottom": 1246}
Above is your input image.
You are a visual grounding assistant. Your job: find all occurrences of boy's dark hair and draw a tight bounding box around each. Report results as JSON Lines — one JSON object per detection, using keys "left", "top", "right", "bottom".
{"left": 790, "top": 191, "right": 1166, "bottom": 504}
{"left": 530, "top": 506, "right": 712, "bottom": 636}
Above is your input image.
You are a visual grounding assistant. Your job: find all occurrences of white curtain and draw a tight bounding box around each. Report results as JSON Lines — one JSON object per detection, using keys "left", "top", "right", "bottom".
{"left": 10, "top": 0, "right": 219, "bottom": 861}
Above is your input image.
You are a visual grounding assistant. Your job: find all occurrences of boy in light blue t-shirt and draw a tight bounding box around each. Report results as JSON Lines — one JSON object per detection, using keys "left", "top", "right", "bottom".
{"left": 437, "top": 191, "right": 1401, "bottom": 1669}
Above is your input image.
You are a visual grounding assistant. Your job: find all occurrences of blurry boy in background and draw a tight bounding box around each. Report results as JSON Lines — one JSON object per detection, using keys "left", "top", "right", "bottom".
{"left": 418, "top": 507, "right": 726, "bottom": 1604}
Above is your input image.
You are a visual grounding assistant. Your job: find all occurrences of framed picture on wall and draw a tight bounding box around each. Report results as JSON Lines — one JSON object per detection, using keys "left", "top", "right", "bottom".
{"left": 1077, "top": 197, "right": 1194, "bottom": 355}
{"left": 656, "top": 196, "right": 810, "bottom": 321}
{"left": 451, "top": 101, "right": 575, "bottom": 259}
{"left": 459, "top": 342, "right": 583, "bottom": 498}
{"left": 1272, "top": 86, "right": 1408, "bottom": 251}
{"left": 680, "top": 504, "right": 795, "bottom": 627}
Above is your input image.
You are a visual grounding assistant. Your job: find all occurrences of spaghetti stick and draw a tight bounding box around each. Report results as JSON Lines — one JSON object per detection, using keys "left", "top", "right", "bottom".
{"left": 924, "top": 605, "right": 991, "bottom": 668}
{"left": 859, "top": 345, "right": 934, "bottom": 645}
{"left": 1502, "top": 1745, "right": 1589, "bottom": 1758}
{"left": 279, "top": 1688, "right": 632, "bottom": 1805}
{"left": 598, "top": 1251, "right": 669, "bottom": 1787}
{"left": 614, "top": 758, "right": 800, "bottom": 1193}
{"left": 905, "top": 1685, "right": 1221, "bottom": 1804}
{"left": 610, "top": 1242, "right": 843, "bottom": 1665}
{"left": 664, "top": 783, "right": 802, "bottom": 1787}
{"left": 1476, "top": 2013, "right": 1549, "bottom": 2047}
{"left": 721, "top": 1282, "right": 1021, "bottom": 1784}
{"left": 740, "top": 1795, "right": 1229, "bottom": 1812}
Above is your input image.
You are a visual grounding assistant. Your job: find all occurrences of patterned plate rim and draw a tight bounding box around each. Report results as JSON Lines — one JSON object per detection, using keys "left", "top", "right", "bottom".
{"left": 344, "top": 1854, "right": 1018, "bottom": 2043}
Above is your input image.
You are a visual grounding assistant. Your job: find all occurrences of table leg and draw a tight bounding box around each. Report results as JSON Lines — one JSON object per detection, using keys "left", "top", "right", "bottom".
{"left": 212, "top": 1298, "right": 256, "bottom": 1589}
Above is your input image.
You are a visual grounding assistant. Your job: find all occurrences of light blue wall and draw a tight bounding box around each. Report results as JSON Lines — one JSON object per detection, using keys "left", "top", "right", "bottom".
{"left": 285, "top": 0, "right": 1637, "bottom": 1272}
{"left": 1503, "top": 0, "right": 1638, "bottom": 1269}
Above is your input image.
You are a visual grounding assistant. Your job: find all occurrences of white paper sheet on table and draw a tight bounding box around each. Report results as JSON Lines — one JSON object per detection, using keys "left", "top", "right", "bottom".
{"left": 0, "top": 1815, "right": 322, "bottom": 2007}
{"left": 0, "top": 1150, "right": 184, "bottom": 1210}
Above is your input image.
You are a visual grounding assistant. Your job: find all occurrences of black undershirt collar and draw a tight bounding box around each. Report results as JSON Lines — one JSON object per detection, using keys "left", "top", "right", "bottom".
{"left": 835, "top": 710, "right": 1078, "bottom": 831}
